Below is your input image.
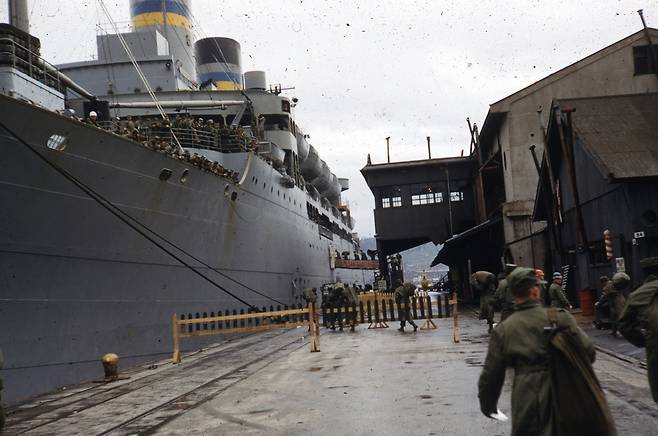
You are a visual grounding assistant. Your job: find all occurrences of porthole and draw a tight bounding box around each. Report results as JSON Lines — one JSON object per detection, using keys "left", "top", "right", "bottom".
{"left": 224, "top": 185, "right": 230, "bottom": 197}
{"left": 180, "top": 169, "right": 189, "bottom": 183}
{"left": 46, "top": 134, "right": 68, "bottom": 151}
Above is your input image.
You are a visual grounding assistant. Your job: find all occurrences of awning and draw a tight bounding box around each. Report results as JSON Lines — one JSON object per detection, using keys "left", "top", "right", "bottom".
{"left": 431, "top": 215, "right": 502, "bottom": 267}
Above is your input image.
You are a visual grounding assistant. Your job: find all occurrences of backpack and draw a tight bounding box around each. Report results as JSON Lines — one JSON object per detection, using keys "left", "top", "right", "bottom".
{"left": 546, "top": 308, "right": 617, "bottom": 436}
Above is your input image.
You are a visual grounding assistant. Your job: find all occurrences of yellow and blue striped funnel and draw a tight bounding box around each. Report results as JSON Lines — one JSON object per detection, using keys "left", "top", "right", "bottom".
{"left": 130, "top": 0, "right": 191, "bottom": 30}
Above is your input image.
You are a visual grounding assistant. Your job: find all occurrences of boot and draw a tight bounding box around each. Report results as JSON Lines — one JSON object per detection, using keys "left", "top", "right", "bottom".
{"left": 398, "top": 326, "right": 404, "bottom": 332}
{"left": 413, "top": 324, "right": 418, "bottom": 332}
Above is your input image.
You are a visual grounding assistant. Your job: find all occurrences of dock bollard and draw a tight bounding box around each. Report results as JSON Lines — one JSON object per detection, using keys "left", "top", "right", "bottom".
{"left": 101, "top": 353, "right": 119, "bottom": 382}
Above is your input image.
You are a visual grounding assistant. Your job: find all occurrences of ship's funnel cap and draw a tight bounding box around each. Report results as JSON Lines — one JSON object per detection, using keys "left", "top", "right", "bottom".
{"left": 244, "top": 71, "right": 267, "bottom": 90}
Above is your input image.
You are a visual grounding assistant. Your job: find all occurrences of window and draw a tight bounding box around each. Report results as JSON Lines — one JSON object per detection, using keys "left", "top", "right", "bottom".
{"left": 263, "top": 114, "right": 290, "bottom": 131}
{"left": 411, "top": 192, "right": 444, "bottom": 205}
{"left": 412, "top": 193, "right": 434, "bottom": 205}
{"left": 450, "top": 191, "right": 464, "bottom": 202}
{"left": 382, "top": 197, "right": 401, "bottom": 208}
{"left": 633, "top": 45, "right": 658, "bottom": 75}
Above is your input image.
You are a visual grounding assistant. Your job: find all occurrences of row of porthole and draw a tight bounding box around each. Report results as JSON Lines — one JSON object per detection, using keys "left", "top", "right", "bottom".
{"left": 160, "top": 168, "right": 238, "bottom": 202}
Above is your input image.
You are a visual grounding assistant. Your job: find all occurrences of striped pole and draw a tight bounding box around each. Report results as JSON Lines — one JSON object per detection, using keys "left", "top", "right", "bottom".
{"left": 604, "top": 229, "right": 614, "bottom": 261}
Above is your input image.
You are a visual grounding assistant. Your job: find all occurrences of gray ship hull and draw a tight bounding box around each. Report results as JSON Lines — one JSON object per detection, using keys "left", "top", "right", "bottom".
{"left": 0, "top": 95, "right": 370, "bottom": 404}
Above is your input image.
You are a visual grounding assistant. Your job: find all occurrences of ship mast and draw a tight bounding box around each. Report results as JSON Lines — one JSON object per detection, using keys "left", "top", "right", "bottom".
{"left": 8, "top": 0, "right": 29, "bottom": 33}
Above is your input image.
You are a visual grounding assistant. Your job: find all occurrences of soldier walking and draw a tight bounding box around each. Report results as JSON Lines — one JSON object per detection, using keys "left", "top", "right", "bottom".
{"left": 548, "top": 272, "right": 573, "bottom": 309}
{"left": 494, "top": 264, "right": 517, "bottom": 322}
{"left": 394, "top": 279, "right": 418, "bottom": 332}
{"left": 329, "top": 281, "right": 346, "bottom": 330}
{"left": 471, "top": 271, "right": 496, "bottom": 333}
{"left": 478, "top": 268, "right": 597, "bottom": 435}
{"left": 607, "top": 273, "right": 629, "bottom": 337}
{"left": 341, "top": 284, "right": 358, "bottom": 332}
{"left": 619, "top": 257, "right": 658, "bottom": 404}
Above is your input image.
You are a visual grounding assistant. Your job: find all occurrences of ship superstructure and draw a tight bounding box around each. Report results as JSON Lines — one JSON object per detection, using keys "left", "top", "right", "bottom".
{"left": 0, "top": 0, "right": 376, "bottom": 404}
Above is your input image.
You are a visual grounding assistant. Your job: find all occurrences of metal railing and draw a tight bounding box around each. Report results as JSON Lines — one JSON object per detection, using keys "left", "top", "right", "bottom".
{"left": 97, "top": 121, "right": 251, "bottom": 153}
{"left": 0, "top": 37, "right": 64, "bottom": 93}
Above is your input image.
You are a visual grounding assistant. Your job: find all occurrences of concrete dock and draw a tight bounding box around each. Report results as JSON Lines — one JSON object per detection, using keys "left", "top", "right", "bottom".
{"left": 4, "top": 312, "right": 657, "bottom": 435}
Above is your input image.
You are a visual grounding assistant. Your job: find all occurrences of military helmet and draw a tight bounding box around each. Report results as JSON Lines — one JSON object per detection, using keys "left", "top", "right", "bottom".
{"left": 612, "top": 272, "right": 631, "bottom": 289}
{"left": 508, "top": 267, "right": 545, "bottom": 294}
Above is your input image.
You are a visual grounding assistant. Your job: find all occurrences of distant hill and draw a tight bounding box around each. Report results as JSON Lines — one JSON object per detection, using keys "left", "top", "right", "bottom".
{"left": 359, "top": 237, "right": 447, "bottom": 282}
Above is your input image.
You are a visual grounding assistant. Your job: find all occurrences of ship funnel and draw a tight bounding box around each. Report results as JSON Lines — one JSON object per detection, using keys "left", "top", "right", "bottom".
{"left": 9, "top": 0, "right": 29, "bottom": 33}
{"left": 244, "top": 71, "right": 267, "bottom": 90}
{"left": 195, "top": 37, "right": 242, "bottom": 90}
{"left": 129, "top": 0, "right": 195, "bottom": 81}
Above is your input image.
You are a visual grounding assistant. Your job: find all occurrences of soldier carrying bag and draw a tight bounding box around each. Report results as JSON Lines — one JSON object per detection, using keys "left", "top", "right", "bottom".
{"left": 546, "top": 308, "right": 617, "bottom": 436}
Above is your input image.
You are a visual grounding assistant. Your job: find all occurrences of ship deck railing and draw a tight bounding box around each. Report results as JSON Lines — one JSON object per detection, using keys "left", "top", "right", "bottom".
{"left": 0, "top": 36, "right": 64, "bottom": 93}
{"left": 96, "top": 122, "right": 252, "bottom": 153}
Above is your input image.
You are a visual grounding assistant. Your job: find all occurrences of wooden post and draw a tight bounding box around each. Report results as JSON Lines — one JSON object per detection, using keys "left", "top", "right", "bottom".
{"left": 172, "top": 313, "right": 181, "bottom": 364}
{"left": 451, "top": 292, "right": 460, "bottom": 343}
{"left": 420, "top": 295, "right": 437, "bottom": 330}
{"left": 308, "top": 302, "right": 321, "bottom": 352}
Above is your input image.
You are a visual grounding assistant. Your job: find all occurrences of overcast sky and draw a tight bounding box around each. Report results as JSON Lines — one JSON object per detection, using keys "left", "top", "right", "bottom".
{"left": 2, "top": 0, "right": 656, "bottom": 238}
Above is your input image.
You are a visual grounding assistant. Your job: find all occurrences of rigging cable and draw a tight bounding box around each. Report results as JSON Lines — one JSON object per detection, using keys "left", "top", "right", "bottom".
{"left": 97, "top": 0, "right": 185, "bottom": 152}
{"left": 0, "top": 120, "right": 288, "bottom": 310}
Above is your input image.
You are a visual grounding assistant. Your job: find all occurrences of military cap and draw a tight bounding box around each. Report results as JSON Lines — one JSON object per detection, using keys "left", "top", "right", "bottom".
{"left": 504, "top": 263, "right": 518, "bottom": 275}
{"left": 552, "top": 272, "right": 562, "bottom": 279}
{"left": 508, "top": 267, "right": 545, "bottom": 293}
{"left": 639, "top": 257, "right": 658, "bottom": 269}
{"left": 612, "top": 272, "right": 630, "bottom": 289}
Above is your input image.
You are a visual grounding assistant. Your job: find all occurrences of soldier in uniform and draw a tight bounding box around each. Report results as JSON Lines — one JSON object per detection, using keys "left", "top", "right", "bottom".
{"left": 394, "top": 279, "right": 418, "bottom": 332}
{"left": 535, "top": 269, "right": 548, "bottom": 306}
{"left": 471, "top": 271, "right": 496, "bottom": 333}
{"left": 494, "top": 264, "right": 517, "bottom": 322}
{"left": 303, "top": 287, "right": 318, "bottom": 305}
{"left": 341, "top": 284, "right": 358, "bottom": 331}
{"left": 85, "top": 110, "right": 99, "bottom": 127}
{"left": 329, "top": 281, "right": 346, "bottom": 330}
{"left": 619, "top": 257, "right": 658, "bottom": 404}
{"left": 605, "top": 273, "right": 629, "bottom": 337}
{"left": 478, "top": 268, "right": 595, "bottom": 435}
{"left": 548, "top": 272, "right": 572, "bottom": 309}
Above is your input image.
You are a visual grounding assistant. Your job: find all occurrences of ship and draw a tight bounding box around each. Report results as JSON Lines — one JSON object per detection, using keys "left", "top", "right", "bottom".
{"left": 0, "top": 0, "right": 378, "bottom": 404}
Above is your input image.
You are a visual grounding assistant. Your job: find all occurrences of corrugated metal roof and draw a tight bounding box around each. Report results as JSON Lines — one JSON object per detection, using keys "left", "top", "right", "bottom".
{"left": 557, "top": 93, "right": 658, "bottom": 180}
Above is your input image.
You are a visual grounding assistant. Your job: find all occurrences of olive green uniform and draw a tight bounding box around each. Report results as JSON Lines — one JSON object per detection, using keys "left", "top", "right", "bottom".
{"left": 478, "top": 300, "right": 595, "bottom": 435}
{"left": 619, "top": 274, "right": 658, "bottom": 403}
{"left": 394, "top": 282, "right": 418, "bottom": 331}
{"left": 494, "top": 279, "right": 514, "bottom": 321}
{"left": 606, "top": 286, "right": 626, "bottom": 335}
{"left": 549, "top": 283, "right": 571, "bottom": 309}
{"left": 471, "top": 271, "right": 496, "bottom": 330}
{"left": 341, "top": 285, "right": 358, "bottom": 331}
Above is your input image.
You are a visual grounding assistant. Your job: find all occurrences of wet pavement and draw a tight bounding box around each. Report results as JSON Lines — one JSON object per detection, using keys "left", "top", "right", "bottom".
{"left": 573, "top": 311, "right": 647, "bottom": 363}
{"left": 4, "top": 312, "right": 657, "bottom": 435}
